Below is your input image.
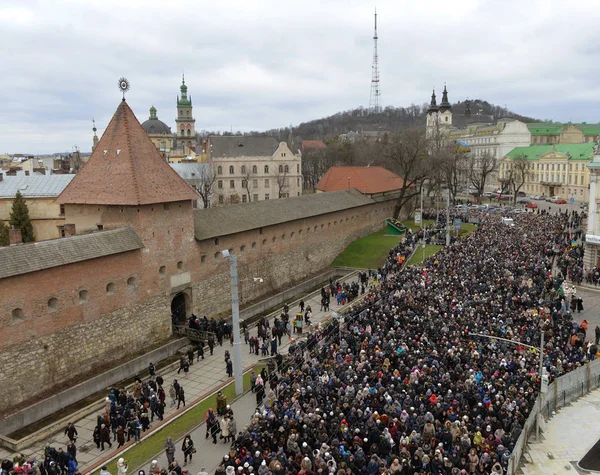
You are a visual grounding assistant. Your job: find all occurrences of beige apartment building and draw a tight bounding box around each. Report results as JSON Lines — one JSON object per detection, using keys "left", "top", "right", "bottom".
{"left": 209, "top": 136, "right": 302, "bottom": 205}
{"left": 499, "top": 143, "right": 593, "bottom": 201}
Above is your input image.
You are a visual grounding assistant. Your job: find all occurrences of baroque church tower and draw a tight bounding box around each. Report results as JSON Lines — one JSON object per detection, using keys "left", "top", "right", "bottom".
{"left": 175, "top": 74, "right": 196, "bottom": 150}
{"left": 426, "top": 84, "right": 453, "bottom": 137}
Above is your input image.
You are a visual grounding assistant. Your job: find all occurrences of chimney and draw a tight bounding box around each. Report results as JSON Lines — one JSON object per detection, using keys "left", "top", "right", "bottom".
{"left": 24, "top": 170, "right": 30, "bottom": 176}
{"left": 9, "top": 227, "right": 22, "bottom": 246}
{"left": 63, "top": 223, "right": 76, "bottom": 237}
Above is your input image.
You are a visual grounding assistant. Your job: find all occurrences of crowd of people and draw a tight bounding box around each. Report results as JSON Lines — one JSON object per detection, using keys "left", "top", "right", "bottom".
{"left": 5, "top": 208, "right": 596, "bottom": 475}
{"left": 209, "top": 211, "right": 594, "bottom": 475}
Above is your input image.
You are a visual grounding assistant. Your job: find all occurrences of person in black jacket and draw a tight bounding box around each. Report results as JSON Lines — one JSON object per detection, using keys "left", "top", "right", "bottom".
{"left": 66, "top": 442, "right": 77, "bottom": 464}
{"left": 181, "top": 435, "right": 194, "bottom": 465}
{"left": 64, "top": 422, "right": 78, "bottom": 443}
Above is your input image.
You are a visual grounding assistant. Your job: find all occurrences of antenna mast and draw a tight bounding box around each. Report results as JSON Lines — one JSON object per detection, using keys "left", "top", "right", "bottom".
{"left": 369, "top": 8, "right": 382, "bottom": 114}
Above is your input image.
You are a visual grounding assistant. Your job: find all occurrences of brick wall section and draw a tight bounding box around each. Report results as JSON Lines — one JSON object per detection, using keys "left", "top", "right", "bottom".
{"left": 192, "top": 200, "right": 394, "bottom": 315}
{"left": 0, "top": 198, "right": 395, "bottom": 413}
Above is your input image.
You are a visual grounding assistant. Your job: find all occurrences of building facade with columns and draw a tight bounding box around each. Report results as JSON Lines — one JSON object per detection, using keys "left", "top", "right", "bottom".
{"left": 585, "top": 153, "right": 600, "bottom": 269}
{"left": 499, "top": 143, "right": 593, "bottom": 201}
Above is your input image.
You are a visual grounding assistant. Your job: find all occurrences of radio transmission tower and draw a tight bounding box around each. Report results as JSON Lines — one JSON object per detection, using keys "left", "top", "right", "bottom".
{"left": 369, "top": 8, "right": 381, "bottom": 114}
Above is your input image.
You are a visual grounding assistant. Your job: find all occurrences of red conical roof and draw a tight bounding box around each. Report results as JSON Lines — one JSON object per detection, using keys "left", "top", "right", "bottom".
{"left": 57, "top": 100, "right": 197, "bottom": 205}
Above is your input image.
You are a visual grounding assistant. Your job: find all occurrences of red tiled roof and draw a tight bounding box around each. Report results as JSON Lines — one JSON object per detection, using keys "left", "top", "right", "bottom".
{"left": 301, "top": 140, "right": 327, "bottom": 152}
{"left": 57, "top": 100, "right": 197, "bottom": 205}
{"left": 315, "top": 166, "right": 404, "bottom": 194}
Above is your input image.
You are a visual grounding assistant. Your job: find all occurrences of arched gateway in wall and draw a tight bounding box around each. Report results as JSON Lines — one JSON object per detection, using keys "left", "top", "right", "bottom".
{"left": 171, "top": 291, "right": 190, "bottom": 327}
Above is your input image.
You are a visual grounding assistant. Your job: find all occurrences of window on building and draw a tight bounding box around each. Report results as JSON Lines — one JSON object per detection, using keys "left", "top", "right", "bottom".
{"left": 562, "top": 174, "right": 566, "bottom": 183}
{"left": 581, "top": 175, "right": 584, "bottom": 184}
{"left": 59, "top": 204, "right": 65, "bottom": 216}
{"left": 229, "top": 166, "right": 234, "bottom": 174}
{"left": 78, "top": 290, "right": 88, "bottom": 304}
{"left": 177, "top": 261, "right": 183, "bottom": 270}
{"left": 265, "top": 194, "right": 270, "bottom": 200}
{"left": 217, "top": 166, "right": 223, "bottom": 175}
{"left": 264, "top": 165, "right": 269, "bottom": 173}
{"left": 569, "top": 175, "right": 572, "bottom": 184}
{"left": 241, "top": 165, "right": 246, "bottom": 174}
{"left": 551, "top": 164, "right": 554, "bottom": 171}
{"left": 279, "top": 165, "right": 283, "bottom": 173}
{"left": 253, "top": 194, "right": 259, "bottom": 201}
{"left": 569, "top": 164, "right": 572, "bottom": 171}
{"left": 242, "top": 179, "right": 247, "bottom": 188}
{"left": 127, "top": 276, "right": 136, "bottom": 288}
{"left": 576, "top": 164, "right": 579, "bottom": 171}
{"left": 253, "top": 179, "right": 258, "bottom": 188}
{"left": 218, "top": 195, "right": 224, "bottom": 204}
{"left": 265, "top": 179, "right": 270, "bottom": 188}
{"left": 242, "top": 194, "right": 247, "bottom": 203}
{"left": 252, "top": 165, "right": 257, "bottom": 174}
{"left": 217, "top": 180, "right": 223, "bottom": 189}
{"left": 297, "top": 177, "right": 300, "bottom": 187}
{"left": 297, "top": 164, "right": 300, "bottom": 173}
{"left": 187, "top": 129, "right": 191, "bottom": 136}
{"left": 230, "top": 180, "right": 235, "bottom": 188}
{"left": 284, "top": 165, "right": 289, "bottom": 173}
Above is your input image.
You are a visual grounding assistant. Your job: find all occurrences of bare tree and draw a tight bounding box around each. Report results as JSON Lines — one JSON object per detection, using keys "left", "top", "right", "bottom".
{"left": 241, "top": 166, "right": 253, "bottom": 202}
{"left": 195, "top": 167, "right": 217, "bottom": 208}
{"left": 468, "top": 152, "right": 498, "bottom": 197}
{"left": 436, "top": 144, "right": 467, "bottom": 204}
{"left": 273, "top": 165, "right": 289, "bottom": 198}
{"left": 382, "top": 128, "right": 434, "bottom": 218}
{"left": 502, "top": 153, "right": 531, "bottom": 204}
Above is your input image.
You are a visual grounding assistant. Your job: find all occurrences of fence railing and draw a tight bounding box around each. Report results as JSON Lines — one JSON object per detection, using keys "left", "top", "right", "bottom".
{"left": 508, "top": 357, "right": 600, "bottom": 474}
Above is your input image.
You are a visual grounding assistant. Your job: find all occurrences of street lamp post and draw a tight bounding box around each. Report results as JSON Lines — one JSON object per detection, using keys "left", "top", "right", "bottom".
{"left": 468, "top": 331, "right": 545, "bottom": 440}
{"left": 222, "top": 250, "right": 243, "bottom": 395}
{"left": 446, "top": 189, "right": 451, "bottom": 246}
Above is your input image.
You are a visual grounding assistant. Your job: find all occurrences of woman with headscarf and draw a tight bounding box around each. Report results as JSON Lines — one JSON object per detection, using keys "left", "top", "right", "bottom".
{"left": 164, "top": 437, "right": 176, "bottom": 465}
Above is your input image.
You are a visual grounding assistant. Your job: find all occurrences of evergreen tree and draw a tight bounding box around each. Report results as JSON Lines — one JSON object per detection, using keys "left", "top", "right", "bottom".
{"left": 9, "top": 191, "right": 34, "bottom": 243}
{"left": 0, "top": 222, "right": 8, "bottom": 246}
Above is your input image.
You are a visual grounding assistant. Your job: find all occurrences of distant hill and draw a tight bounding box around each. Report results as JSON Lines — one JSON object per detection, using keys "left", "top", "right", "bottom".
{"left": 257, "top": 100, "right": 541, "bottom": 142}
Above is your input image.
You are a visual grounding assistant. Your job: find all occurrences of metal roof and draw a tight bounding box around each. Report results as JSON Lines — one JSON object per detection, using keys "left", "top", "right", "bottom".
{"left": 193, "top": 189, "right": 376, "bottom": 241}
{"left": 0, "top": 227, "right": 144, "bottom": 280}
{"left": 506, "top": 143, "right": 594, "bottom": 161}
{"left": 170, "top": 162, "right": 211, "bottom": 180}
{"left": 0, "top": 174, "right": 75, "bottom": 198}
{"left": 209, "top": 136, "right": 279, "bottom": 158}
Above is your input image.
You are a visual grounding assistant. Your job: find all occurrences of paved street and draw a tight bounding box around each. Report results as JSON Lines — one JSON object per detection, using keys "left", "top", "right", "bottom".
{"left": 0, "top": 271, "right": 362, "bottom": 472}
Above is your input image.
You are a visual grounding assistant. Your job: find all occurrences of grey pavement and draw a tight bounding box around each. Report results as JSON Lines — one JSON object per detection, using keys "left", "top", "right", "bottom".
{"left": 0, "top": 271, "right": 363, "bottom": 473}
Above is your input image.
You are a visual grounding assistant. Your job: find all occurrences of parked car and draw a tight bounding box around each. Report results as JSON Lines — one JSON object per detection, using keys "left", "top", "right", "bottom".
{"left": 517, "top": 191, "right": 526, "bottom": 197}
{"left": 516, "top": 198, "right": 530, "bottom": 204}
{"left": 495, "top": 194, "right": 511, "bottom": 201}
{"left": 555, "top": 199, "right": 567, "bottom": 204}
{"left": 525, "top": 202, "right": 538, "bottom": 209}
{"left": 547, "top": 196, "right": 561, "bottom": 203}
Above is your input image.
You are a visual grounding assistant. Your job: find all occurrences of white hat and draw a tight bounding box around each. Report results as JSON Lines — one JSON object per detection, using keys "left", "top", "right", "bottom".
{"left": 118, "top": 458, "right": 125, "bottom": 464}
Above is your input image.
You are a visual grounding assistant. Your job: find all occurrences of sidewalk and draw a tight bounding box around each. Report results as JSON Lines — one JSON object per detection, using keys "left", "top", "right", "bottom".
{"left": 520, "top": 388, "right": 600, "bottom": 474}
{"left": 0, "top": 271, "right": 360, "bottom": 471}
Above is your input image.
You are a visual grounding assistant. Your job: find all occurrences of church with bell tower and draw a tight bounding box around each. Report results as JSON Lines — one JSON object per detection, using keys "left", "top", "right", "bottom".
{"left": 426, "top": 84, "right": 453, "bottom": 137}
{"left": 175, "top": 75, "right": 196, "bottom": 150}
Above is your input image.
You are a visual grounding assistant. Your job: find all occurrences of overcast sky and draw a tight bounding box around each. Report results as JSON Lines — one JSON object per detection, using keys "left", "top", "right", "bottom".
{"left": 2, "top": 0, "right": 600, "bottom": 154}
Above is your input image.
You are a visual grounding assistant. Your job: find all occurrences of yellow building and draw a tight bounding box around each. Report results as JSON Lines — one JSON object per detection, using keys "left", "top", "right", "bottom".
{"left": 499, "top": 143, "right": 593, "bottom": 201}
{"left": 0, "top": 172, "right": 75, "bottom": 241}
{"left": 527, "top": 123, "right": 600, "bottom": 145}
{"left": 141, "top": 106, "right": 173, "bottom": 159}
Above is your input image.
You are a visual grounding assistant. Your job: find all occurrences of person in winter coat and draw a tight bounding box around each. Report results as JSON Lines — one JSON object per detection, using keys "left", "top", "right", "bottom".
{"left": 93, "top": 426, "right": 101, "bottom": 449}
{"left": 164, "top": 437, "right": 176, "bottom": 465}
{"left": 220, "top": 416, "right": 230, "bottom": 443}
{"left": 64, "top": 423, "right": 78, "bottom": 443}
{"left": 177, "top": 386, "right": 186, "bottom": 409}
{"left": 116, "top": 425, "right": 125, "bottom": 448}
{"left": 181, "top": 435, "right": 194, "bottom": 465}
{"left": 227, "top": 416, "right": 237, "bottom": 443}
{"left": 116, "top": 458, "right": 127, "bottom": 475}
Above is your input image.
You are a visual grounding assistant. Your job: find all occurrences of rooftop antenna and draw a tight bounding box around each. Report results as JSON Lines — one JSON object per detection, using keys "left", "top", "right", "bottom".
{"left": 369, "top": 8, "right": 382, "bottom": 114}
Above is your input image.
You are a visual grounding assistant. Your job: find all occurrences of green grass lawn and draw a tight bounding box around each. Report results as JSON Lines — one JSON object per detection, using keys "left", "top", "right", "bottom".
{"left": 332, "top": 229, "right": 402, "bottom": 269}
{"left": 405, "top": 244, "right": 443, "bottom": 267}
{"left": 458, "top": 223, "right": 477, "bottom": 237}
{"left": 401, "top": 219, "right": 434, "bottom": 231}
{"left": 91, "top": 367, "right": 263, "bottom": 475}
